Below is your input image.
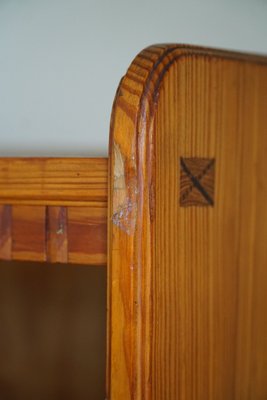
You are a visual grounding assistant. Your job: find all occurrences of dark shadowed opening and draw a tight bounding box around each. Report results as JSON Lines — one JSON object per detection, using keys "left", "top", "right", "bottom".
{"left": 0, "top": 260, "right": 106, "bottom": 400}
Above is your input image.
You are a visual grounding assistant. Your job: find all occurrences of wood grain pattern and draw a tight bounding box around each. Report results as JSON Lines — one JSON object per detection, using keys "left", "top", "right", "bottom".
{"left": 0, "top": 158, "right": 108, "bottom": 265}
{"left": 108, "top": 44, "right": 267, "bottom": 400}
{"left": 0, "top": 158, "right": 107, "bottom": 206}
{"left": 68, "top": 206, "right": 107, "bottom": 265}
{"left": 0, "top": 205, "right": 106, "bottom": 265}
{"left": 180, "top": 157, "right": 215, "bottom": 206}
{"left": 46, "top": 206, "right": 68, "bottom": 263}
{"left": 12, "top": 205, "right": 46, "bottom": 262}
{"left": 0, "top": 205, "right": 12, "bottom": 260}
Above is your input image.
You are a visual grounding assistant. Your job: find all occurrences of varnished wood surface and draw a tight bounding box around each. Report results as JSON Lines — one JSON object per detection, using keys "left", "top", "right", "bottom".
{"left": 108, "top": 44, "right": 267, "bottom": 399}
{"left": 0, "top": 204, "right": 106, "bottom": 265}
{"left": 46, "top": 206, "right": 68, "bottom": 263}
{"left": 0, "top": 158, "right": 108, "bottom": 206}
{"left": 0, "top": 158, "right": 108, "bottom": 265}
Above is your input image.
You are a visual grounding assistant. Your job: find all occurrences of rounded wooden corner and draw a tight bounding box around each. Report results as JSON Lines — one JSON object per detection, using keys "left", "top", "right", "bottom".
{"left": 107, "top": 44, "right": 267, "bottom": 399}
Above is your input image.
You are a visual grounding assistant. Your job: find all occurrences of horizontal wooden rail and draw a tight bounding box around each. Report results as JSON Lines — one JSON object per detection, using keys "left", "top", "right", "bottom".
{"left": 0, "top": 158, "right": 108, "bottom": 265}
{"left": 0, "top": 158, "right": 108, "bottom": 206}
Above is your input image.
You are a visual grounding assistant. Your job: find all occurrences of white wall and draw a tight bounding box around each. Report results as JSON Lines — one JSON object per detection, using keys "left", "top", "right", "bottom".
{"left": 0, "top": 0, "right": 266, "bottom": 157}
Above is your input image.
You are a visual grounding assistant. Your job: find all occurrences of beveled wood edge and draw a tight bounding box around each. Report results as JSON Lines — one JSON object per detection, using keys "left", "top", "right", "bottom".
{"left": 107, "top": 44, "right": 267, "bottom": 399}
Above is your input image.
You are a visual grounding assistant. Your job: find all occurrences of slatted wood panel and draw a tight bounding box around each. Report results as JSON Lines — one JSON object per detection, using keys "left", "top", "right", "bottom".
{"left": 0, "top": 158, "right": 108, "bottom": 265}
{"left": 108, "top": 45, "right": 267, "bottom": 399}
{"left": 0, "top": 204, "right": 107, "bottom": 265}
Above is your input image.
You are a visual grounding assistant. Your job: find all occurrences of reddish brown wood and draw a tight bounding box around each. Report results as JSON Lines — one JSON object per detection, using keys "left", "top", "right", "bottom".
{"left": 68, "top": 207, "right": 107, "bottom": 265}
{"left": 0, "top": 205, "right": 12, "bottom": 260}
{"left": 0, "top": 158, "right": 108, "bottom": 265}
{"left": 12, "top": 205, "right": 46, "bottom": 262}
{"left": 0, "top": 204, "right": 106, "bottom": 265}
{"left": 46, "top": 206, "right": 68, "bottom": 263}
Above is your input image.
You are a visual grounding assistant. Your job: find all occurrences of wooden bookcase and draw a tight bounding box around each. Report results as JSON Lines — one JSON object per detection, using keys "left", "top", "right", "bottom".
{"left": 0, "top": 45, "right": 267, "bottom": 400}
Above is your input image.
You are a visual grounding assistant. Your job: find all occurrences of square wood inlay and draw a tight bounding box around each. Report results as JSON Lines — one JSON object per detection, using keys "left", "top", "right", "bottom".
{"left": 180, "top": 157, "right": 215, "bottom": 207}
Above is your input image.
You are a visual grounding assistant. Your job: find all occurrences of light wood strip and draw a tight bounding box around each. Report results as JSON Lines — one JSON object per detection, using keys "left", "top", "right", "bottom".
{"left": 0, "top": 158, "right": 108, "bottom": 206}
{"left": 46, "top": 206, "right": 68, "bottom": 263}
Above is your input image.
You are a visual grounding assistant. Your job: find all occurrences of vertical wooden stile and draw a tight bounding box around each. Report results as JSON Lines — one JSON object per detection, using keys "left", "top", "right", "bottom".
{"left": 46, "top": 206, "right": 68, "bottom": 263}
{"left": 108, "top": 44, "right": 267, "bottom": 400}
{"left": 0, "top": 205, "right": 12, "bottom": 260}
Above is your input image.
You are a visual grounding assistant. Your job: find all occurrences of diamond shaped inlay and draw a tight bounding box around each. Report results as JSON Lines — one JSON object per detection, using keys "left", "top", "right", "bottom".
{"left": 180, "top": 157, "right": 215, "bottom": 207}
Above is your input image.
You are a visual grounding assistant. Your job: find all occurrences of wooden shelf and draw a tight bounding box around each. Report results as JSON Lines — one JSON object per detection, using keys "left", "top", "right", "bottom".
{"left": 0, "top": 157, "right": 108, "bottom": 206}
{"left": 0, "top": 44, "right": 267, "bottom": 399}
{"left": 0, "top": 158, "right": 108, "bottom": 265}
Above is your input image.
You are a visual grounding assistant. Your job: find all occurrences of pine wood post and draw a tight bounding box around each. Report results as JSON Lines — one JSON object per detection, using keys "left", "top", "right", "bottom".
{"left": 108, "top": 45, "right": 267, "bottom": 399}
